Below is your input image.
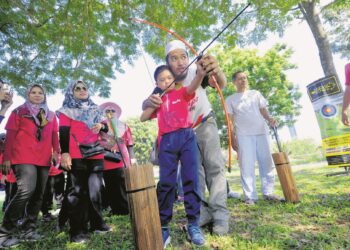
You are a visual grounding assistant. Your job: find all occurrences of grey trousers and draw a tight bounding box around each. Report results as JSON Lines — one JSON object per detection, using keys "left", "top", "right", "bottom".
{"left": 195, "top": 118, "right": 229, "bottom": 222}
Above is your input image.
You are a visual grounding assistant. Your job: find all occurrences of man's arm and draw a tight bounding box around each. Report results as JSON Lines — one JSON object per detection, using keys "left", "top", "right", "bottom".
{"left": 140, "top": 107, "right": 157, "bottom": 122}
{"left": 228, "top": 114, "right": 238, "bottom": 152}
{"left": 260, "top": 107, "right": 276, "bottom": 127}
{"left": 342, "top": 85, "right": 350, "bottom": 126}
{"left": 187, "top": 61, "right": 206, "bottom": 95}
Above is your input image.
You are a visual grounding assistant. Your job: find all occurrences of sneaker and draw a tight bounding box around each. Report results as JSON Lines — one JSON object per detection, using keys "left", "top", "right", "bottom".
{"left": 213, "top": 220, "right": 229, "bottom": 236}
{"left": 70, "top": 233, "right": 88, "bottom": 244}
{"left": 21, "top": 229, "right": 42, "bottom": 241}
{"left": 43, "top": 213, "right": 57, "bottom": 222}
{"left": 227, "top": 190, "right": 241, "bottom": 199}
{"left": 263, "top": 194, "right": 283, "bottom": 202}
{"left": 1, "top": 236, "right": 20, "bottom": 248}
{"left": 244, "top": 199, "right": 255, "bottom": 205}
{"left": 187, "top": 224, "right": 205, "bottom": 246}
{"left": 91, "top": 224, "right": 112, "bottom": 234}
{"left": 199, "top": 208, "right": 213, "bottom": 227}
{"left": 161, "top": 227, "right": 171, "bottom": 248}
{"left": 0, "top": 226, "right": 19, "bottom": 248}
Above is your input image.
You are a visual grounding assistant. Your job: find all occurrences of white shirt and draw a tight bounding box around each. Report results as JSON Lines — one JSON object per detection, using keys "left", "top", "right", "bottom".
{"left": 183, "top": 67, "right": 212, "bottom": 123}
{"left": 225, "top": 89, "right": 269, "bottom": 136}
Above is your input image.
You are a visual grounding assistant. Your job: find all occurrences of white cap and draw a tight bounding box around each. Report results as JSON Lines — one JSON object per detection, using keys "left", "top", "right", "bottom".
{"left": 165, "top": 40, "right": 186, "bottom": 56}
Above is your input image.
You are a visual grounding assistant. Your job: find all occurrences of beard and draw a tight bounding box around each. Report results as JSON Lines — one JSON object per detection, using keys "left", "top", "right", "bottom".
{"left": 172, "top": 68, "right": 188, "bottom": 82}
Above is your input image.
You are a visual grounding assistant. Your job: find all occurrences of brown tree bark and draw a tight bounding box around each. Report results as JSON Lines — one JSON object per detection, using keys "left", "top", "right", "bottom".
{"left": 299, "top": 1, "right": 340, "bottom": 82}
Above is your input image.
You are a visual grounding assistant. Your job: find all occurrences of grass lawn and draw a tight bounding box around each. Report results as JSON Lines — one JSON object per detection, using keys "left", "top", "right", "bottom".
{"left": 0, "top": 162, "right": 349, "bottom": 249}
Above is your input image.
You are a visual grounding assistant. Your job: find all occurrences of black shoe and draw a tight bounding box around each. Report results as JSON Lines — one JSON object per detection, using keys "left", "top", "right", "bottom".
{"left": 91, "top": 224, "right": 112, "bottom": 234}
{"left": 70, "top": 234, "right": 88, "bottom": 244}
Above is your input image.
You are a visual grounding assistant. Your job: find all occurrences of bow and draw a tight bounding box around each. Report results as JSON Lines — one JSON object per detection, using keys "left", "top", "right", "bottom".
{"left": 130, "top": 18, "right": 233, "bottom": 171}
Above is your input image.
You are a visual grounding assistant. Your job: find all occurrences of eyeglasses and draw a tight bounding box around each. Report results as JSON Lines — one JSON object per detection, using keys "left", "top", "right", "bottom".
{"left": 105, "top": 109, "right": 116, "bottom": 113}
{"left": 74, "top": 86, "right": 87, "bottom": 92}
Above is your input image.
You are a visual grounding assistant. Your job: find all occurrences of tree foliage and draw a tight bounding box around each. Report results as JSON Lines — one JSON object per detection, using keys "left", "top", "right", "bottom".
{"left": 322, "top": 1, "right": 350, "bottom": 59}
{"left": 1, "top": 1, "right": 348, "bottom": 96}
{"left": 126, "top": 117, "right": 157, "bottom": 164}
{"left": 209, "top": 44, "right": 302, "bottom": 147}
{"left": 0, "top": 0, "right": 225, "bottom": 96}
{"left": 217, "top": 0, "right": 349, "bottom": 79}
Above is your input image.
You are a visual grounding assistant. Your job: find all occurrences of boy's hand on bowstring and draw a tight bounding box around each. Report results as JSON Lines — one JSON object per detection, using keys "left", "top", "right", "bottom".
{"left": 148, "top": 93, "right": 163, "bottom": 109}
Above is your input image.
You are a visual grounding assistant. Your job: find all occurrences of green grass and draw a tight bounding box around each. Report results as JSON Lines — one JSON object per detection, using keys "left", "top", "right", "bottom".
{"left": 1, "top": 163, "right": 349, "bottom": 249}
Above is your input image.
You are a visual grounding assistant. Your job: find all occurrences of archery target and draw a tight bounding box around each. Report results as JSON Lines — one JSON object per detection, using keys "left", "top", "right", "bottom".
{"left": 320, "top": 104, "right": 337, "bottom": 118}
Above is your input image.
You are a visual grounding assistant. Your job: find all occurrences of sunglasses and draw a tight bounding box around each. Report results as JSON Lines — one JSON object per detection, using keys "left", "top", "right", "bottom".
{"left": 74, "top": 86, "right": 87, "bottom": 92}
{"left": 105, "top": 109, "right": 116, "bottom": 113}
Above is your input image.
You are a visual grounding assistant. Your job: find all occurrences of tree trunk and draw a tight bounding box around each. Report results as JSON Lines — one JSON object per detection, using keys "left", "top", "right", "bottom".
{"left": 299, "top": 1, "right": 339, "bottom": 82}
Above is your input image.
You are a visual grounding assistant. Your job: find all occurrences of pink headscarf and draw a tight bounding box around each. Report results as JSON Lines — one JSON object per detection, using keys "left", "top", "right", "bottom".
{"left": 23, "top": 84, "right": 52, "bottom": 126}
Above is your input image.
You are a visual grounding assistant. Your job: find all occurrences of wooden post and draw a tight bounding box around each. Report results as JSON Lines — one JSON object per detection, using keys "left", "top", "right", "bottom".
{"left": 124, "top": 164, "right": 163, "bottom": 250}
{"left": 272, "top": 152, "right": 300, "bottom": 203}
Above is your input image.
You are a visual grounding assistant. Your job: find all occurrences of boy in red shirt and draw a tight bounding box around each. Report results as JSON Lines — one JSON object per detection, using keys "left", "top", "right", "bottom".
{"left": 140, "top": 63, "right": 206, "bottom": 247}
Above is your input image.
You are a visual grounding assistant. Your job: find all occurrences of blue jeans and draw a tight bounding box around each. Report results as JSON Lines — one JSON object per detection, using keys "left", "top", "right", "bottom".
{"left": 157, "top": 128, "right": 201, "bottom": 226}
{"left": 2, "top": 164, "right": 49, "bottom": 230}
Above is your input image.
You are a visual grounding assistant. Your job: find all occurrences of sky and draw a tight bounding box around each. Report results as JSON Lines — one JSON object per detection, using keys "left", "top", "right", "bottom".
{"left": 0, "top": 19, "right": 347, "bottom": 143}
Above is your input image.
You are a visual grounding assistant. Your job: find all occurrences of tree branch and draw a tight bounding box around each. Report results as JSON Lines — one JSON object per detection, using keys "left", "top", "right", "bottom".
{"left": 320, "top": 0, "right": 337, "bottom": 13}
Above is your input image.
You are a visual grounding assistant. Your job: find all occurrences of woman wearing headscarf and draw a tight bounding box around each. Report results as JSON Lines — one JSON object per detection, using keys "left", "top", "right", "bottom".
{"left": 57, "top": 80, "right": 110, "bottom": 243}
{"left": 0, "top": 84, "right": 59, "bottom": 248}
{"left": 99, "top": 102, "right": 136, "bottom": 215}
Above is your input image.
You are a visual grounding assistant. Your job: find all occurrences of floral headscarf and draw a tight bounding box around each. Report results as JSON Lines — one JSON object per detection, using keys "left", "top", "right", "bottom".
{"left": 57, "top": 80, "right": 103, "bottom": 128}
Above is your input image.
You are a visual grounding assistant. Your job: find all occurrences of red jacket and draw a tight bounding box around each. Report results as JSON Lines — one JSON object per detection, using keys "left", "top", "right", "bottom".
{"left": 3, "top": 106, "right": 59, "bottom": 167}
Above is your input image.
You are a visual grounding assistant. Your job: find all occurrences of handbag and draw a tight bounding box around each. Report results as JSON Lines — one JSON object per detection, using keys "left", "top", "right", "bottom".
{"left": 72, "top": 134, "right": 104, "bottom": 159}
{"left": 104, "top": 150, "right": 122, "bottom": 163}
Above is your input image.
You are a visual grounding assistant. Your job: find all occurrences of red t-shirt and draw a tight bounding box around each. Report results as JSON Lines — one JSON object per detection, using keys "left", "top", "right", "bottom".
{"left": 155, "top": 86, "right": 195, "bottom": 136}
{"left": 3, "top": 107, "right": 59, "bottom": 166}
{"left": 104, "top": 126, "right": 134, "bottom": 171}
{"left": 59, "top": 113, "right": 104, "bottom": 159}
{"left": 345, "top": 63, "right": 350, "bottom": 86}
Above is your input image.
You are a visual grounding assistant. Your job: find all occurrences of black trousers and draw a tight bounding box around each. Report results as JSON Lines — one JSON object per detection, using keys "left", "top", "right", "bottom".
{"left": 67, "top": 159, "right": 105, "bottom": 237}
{"left": 58, "top": 172, "right": 71, "bottom": 227}
{"left": 2, "top": 182, "right": 18, "bottom": 212}
{"left": 103, "top": 168, "right": 129, "bottom": 215}
{"left": 41, "top": 172, "right": 65, "bottom": 215}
